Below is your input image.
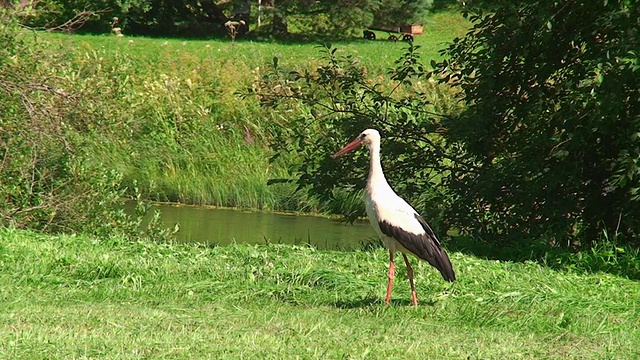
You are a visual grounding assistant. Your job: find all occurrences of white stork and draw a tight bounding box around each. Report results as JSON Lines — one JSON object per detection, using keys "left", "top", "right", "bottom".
{"left": 332, "top": 129, "right": 455, "bottom": 306}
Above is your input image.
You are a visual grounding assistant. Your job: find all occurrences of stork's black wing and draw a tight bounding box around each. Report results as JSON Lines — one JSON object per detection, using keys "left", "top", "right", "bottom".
{"left": 379, "top": 213, "right": 456, "bottom": 282}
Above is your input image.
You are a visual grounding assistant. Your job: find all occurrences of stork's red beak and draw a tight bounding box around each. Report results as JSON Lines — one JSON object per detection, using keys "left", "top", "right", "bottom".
{"left": 332, "top": 138, "right": 362, "bottom": 158}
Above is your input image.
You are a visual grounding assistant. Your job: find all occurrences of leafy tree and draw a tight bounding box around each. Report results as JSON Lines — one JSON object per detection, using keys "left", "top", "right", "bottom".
{"left": 17, "top": 0, "right": 232, "bottom": 36}
{"left": 434, "top": 0, "right": 640, "bottom": 246}
{"left": 122, "top": 0, "right": 234, "bottom": 36}
{"left": 265, "top": 0, "right": 432, "bottom": 36}
{"left": 17, "top": 0, "right": 150, "bottom": 33}
{"left": 372, "top": 0, "right": 433, "bottom": 29}
{"left": 15, "top": 0, "right": 433, "bottom": 37}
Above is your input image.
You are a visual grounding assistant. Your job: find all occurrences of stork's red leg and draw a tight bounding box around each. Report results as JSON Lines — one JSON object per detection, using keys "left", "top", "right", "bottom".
{"left": 385, "top": 250, "right": 395, "bottom": 304}
{"left": 402, "top": 253, "right": 418, "bottom": 306}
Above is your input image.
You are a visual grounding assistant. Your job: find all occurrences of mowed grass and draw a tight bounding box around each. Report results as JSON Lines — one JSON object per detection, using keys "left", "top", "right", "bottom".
{"left": 2, "top": 228, "right": 639, "bottom": 359}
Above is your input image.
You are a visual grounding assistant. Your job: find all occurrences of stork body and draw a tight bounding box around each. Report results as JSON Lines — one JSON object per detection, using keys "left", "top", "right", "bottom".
{"left": 333, "top": 129, "right": 455, "bottom": 306}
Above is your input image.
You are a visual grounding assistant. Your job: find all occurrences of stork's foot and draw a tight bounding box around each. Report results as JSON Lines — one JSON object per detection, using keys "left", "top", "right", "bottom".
{"left": 410, "top": 291, "right": 418, "bottom": 306}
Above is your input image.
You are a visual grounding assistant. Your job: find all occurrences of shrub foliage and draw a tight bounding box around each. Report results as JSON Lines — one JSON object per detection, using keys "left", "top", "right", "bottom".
{"left": 15, "top": 0, "right": 229, "bottom": 36}
{"left": 0, "top": 12, "right": 175, "bottom": 240}
{"left": 249, "top": 44, "right": 462, "bottom": 227}
{"left": 14, "top": 0, "right": 432, "bottom": 37}
{"left": 434, "top": 0, "right": 639, "bottom": 246}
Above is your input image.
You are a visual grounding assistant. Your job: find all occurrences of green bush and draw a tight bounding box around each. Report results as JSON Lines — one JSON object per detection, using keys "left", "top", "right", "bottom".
{"left": 0, "top": 12, "right": 174, "bottom": 240}
{"left": 249, "top": 44, "right": 462, "bottom": 227}
{"left": 17, "top": 0, "right": 227, "bottom": 36}
{"left": 434, "top": 0, "right": 640, "bottom": 246}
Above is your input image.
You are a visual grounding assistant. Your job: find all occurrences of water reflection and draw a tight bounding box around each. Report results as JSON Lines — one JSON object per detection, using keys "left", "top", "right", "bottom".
{"left": 142, "top": 203, "right": 378, "bottom": 250}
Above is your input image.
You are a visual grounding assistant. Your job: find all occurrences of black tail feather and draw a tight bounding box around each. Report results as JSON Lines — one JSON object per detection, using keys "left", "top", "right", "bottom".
{"left": 431, "top": 246, "right": 456, "bottom": 282}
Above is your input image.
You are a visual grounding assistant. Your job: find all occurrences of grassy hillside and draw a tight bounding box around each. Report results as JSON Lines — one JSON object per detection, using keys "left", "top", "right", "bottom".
{"left": 1, "top": 228, "right": 639, "bottom": 359}
{"left": 21, "top": 10, "right": 471, "bottom": 212}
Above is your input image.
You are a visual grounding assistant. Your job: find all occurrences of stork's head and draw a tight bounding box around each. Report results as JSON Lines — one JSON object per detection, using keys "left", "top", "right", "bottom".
{"left": 332, "top": 129, "right": 380, "bottom": 158}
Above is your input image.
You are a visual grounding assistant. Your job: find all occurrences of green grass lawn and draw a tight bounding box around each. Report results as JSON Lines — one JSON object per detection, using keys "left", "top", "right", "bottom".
{"left": 38, "top": 10, "right": 470, "bottom": 73}
{"left": 1, "top": 228, "right": 639, "bottom": 359}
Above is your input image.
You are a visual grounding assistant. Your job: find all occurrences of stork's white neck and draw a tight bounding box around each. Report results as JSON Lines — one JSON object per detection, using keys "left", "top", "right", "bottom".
{"left": 366, "top": 140, "right": 391, "bottom": 192}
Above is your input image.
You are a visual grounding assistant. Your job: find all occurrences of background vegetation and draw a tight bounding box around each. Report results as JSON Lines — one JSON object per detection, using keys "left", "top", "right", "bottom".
{"left": 13, "top": 0, "right": 436, "bottom": 38}
{"left": 1, "top": 1, "right": 639, "bottom": 257}
{"left": 1, "top": 5, "right": 470, "bottom": 233}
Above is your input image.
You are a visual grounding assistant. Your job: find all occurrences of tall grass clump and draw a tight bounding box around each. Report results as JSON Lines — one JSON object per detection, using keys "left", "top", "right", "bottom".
{"left": 543, "top": 237, "right": 640, "bottom": 280}
{"left": 7, "top": 27, "right": 307, "bottom": 212}
{"left": 67, "top": 41, "right": 305, "bottom": 211}
{"left": 1, "top": 14, "right": 121, "bottom": 236}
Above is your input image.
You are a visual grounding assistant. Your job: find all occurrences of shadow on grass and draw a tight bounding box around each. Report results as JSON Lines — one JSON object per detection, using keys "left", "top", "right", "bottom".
{"left": 353, "top": 233, "right": 639, "bottom": 281}
{"left": 333, "top": 297, "right": 381, "bottom": 309}
{"left": 431, "top": 0, "right": 495, "bottom": 13}
{"left": 333, "top": 296, "right": 437, "bottom": 309}
{"left": 445, "top": 235, "right": 640, "bottom": 281}
{"left": 444, "top": 236, "right": 534, "bottom": 262}
{"left": 242, "top": 31, "right": 364, "bottom": 45}
{"left": 124, "top": 27, "right": 367, "bottom": 45}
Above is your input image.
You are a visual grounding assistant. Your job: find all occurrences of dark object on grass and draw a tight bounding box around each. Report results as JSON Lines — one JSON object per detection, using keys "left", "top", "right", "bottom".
{"left": 363, "top": 30, "right": 376, "bottom": 40}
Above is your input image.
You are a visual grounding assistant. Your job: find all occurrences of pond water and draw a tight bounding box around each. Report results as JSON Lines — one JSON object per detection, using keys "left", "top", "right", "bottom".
{"left": 140, "top": 203, "right": 378, "bottom": 251}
